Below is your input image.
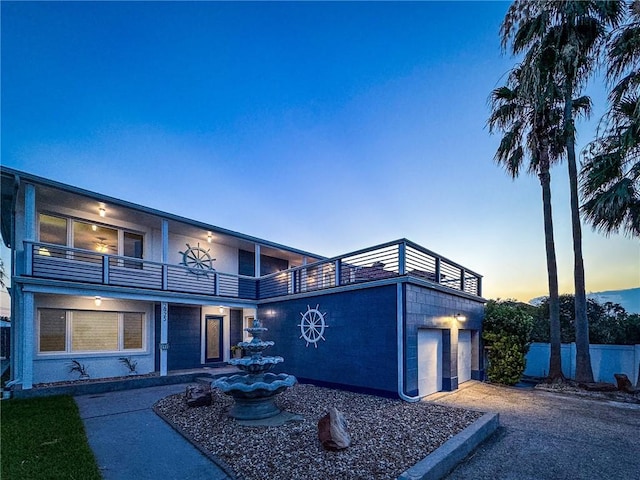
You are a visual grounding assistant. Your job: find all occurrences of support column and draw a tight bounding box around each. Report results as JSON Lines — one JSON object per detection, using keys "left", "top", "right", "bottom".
{"left": 24, "top": 183, "right": 36, "bottom": 275}
{"left": 161, "top": 219, "right": 169, "bottom": 263}
{"left": 160, "top": 301, "right": 168, "bottom": 376}
{"left": 254, "top": 244, "right": 261, "bottom": 277}
{"left": 22, "top": 292, "right": 35, "bottom": 389}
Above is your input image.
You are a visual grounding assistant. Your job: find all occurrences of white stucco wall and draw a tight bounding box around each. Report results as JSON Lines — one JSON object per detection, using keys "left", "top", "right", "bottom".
{"left": 525, "top": 342, "right": 640, "bottom": 383}
{"left": 33, "top": 294, "right": 155, "bottom": 384}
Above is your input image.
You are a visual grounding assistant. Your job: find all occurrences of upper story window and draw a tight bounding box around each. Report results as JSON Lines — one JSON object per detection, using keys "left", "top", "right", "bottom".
{"left": 38, "top": 213, "right": 144, "bottom": 261}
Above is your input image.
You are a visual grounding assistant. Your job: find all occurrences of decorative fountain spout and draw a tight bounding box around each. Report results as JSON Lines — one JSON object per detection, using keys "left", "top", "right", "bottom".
{"left": 213, "top": 318, "right": 297, "bottom": 420}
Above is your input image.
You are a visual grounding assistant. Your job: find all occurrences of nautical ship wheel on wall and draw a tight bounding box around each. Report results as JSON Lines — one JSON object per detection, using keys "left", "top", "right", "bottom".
{"left": 179, "top": 243, "right": 216, "bottom": 275}
{"left": 298, "top": 304, "right": 328, "bottom": 348}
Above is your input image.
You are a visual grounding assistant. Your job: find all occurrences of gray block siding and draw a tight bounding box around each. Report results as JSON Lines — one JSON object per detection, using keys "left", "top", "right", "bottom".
{"left": 404, "top": 284, "right": 485, "bottom": 395}
{"left": 258, "top": 285, "right": 398, "bottom": 394}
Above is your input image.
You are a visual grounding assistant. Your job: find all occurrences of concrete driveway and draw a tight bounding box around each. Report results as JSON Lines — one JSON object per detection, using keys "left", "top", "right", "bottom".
{"left": 427, "top": 381, "right": 640, "bottom": 480}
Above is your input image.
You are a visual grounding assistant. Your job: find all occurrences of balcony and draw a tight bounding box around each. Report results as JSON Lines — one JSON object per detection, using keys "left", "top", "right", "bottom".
{"left": 25, "top": 239, "right": 482, "bottom": 300}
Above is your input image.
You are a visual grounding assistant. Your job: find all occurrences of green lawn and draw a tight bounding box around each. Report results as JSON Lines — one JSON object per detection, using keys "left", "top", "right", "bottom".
{"left": 1, "top": 395, "right": 102, "bottom": 479}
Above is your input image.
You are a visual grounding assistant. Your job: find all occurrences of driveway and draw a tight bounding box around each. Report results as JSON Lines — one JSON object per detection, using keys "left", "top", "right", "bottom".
{"left": 427, "top": 381, "right": 640, "bottom": 480}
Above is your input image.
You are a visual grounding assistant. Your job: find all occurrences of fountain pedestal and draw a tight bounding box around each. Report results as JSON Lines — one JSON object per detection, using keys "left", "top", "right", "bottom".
{"left": 213, "top": 319, "right": 297, "bottom": 420}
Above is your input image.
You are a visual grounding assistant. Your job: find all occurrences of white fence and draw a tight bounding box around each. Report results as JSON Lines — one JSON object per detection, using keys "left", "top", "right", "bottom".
{"left": 525, "top": 342, "right": 640, "bottom": 384}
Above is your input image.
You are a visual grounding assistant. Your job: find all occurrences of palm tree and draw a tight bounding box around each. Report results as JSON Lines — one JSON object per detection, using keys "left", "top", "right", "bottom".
{"left": 488, "top": 64, "right": 589, "bottom": 380}
{"left": 501, "top": 0, "right": 624, "bottom": 383}
{"left": 581, "top": 1, "right": 640, "bottom": 237}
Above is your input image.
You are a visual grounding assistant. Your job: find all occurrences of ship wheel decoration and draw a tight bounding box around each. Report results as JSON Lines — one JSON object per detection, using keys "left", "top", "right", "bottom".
{"left": 179, "top": 243, "right": 216, "bottom": 275}
{"left": 298, "top": 304, "right": 328, "bottom": 348}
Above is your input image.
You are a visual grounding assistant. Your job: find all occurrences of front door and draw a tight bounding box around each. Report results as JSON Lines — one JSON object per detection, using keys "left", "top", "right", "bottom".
{"left": 205, "top": 315, "right": 223, "bottom": 362}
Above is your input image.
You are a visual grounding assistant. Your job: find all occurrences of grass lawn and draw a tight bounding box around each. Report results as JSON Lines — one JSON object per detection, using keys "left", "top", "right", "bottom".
{"left": 1, "top": 395, "right": 102, "bottom": 479}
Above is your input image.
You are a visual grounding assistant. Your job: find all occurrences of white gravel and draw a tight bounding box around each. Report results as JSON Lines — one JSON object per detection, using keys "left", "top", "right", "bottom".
{"left": 154, "top": 383, "right": 482, "bottom": 480}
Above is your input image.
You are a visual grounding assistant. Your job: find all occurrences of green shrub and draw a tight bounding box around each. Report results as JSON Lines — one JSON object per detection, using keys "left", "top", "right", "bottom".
{"left": 531, "top": 295, "right": 640, "bottom": 345}
{"left": 483, "top": 300, "right": 534, "bottom": 385}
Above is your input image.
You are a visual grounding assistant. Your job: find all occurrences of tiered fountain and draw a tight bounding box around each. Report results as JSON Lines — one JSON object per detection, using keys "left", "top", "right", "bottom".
{"left": 213, "top": 318, "right": 297, "bottom": 420}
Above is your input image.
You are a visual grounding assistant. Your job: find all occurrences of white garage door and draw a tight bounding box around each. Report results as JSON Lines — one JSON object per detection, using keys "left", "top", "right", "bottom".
{"left": 418, "top": 329, "right": 442, "bottom": 397}
{"left": 458, "top": 330, "right": 472, "bottom": 384}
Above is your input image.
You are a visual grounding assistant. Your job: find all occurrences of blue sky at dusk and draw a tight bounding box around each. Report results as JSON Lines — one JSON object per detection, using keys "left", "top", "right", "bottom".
{"left": 1, "top": 1, "right": 638, "bottom": 305}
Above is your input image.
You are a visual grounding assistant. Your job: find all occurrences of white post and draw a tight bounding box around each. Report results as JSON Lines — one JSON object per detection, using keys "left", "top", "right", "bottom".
{"left": 160, "top": 301, "right": 168, "bottom": 376}
{"left": 24, "top": 183, "right": 36, "bottom": 275}
{"left": 254, "top": 244, "right": 261, "bottom": 277}
{"left": 161, "top": 219, "right": 169, "bottom": 263}
{"left": 22, "top": 292, "right": 35, "bottom": 389}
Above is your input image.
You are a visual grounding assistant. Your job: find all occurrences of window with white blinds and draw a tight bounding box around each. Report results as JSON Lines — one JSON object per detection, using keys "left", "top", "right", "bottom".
{"left": 39, "top": 309, "right": 67, "bottom": 352}
{"left": 72, "top": 311, "right": 119, "bottom": 351}
{"left": 123, "top": 313, "right": 143, "bottom": 349}
{"left": 38, "top": 309, "right": 145, "bottom": 354}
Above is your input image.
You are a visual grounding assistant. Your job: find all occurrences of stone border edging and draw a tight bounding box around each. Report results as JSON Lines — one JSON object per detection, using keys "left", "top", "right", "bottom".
{"left": 397, "top": 412, "right": 500, "bottom": 480}
{"left": 153, "top": 402, "right": 240, "bottom": 480}
{"left": 10, "top": 373, "right": 215, "bottom": 399}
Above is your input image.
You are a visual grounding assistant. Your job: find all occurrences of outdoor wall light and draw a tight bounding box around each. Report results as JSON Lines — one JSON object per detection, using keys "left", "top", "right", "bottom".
{"left": 454, "top": 313, "right": 467, "bottom": 322}
{"left": 94, "top": 296, "right": 102, "bottom": 306}
{"left": 218, "top": 306, "right": 224, "bottom": 314}
{"left": 207, "top": 232, "right": 213, "bottom": 243}
{"left": 99, "top": 206, "right": 106, "bottom": 217}
{"left": 91, "top": 224, "right": 98, "bottom": 231}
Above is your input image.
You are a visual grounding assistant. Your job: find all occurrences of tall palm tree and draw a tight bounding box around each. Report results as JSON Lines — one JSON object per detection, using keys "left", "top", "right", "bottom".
{"left": 489, "top": 64, "right": 590, "bottom": 380}
{"left": 581, "top": 1, "right": 640, "bottom": 237}
{"left": 501, "top": 0, "right": 624, "bottom": 383}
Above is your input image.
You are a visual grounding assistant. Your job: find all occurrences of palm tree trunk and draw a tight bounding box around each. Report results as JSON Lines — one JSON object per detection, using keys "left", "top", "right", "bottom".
{"left": 564, "top": 86, "right": 594, "bottom": 383}
{"left": 538, "top": 164, "right": 563, "bottom": 380}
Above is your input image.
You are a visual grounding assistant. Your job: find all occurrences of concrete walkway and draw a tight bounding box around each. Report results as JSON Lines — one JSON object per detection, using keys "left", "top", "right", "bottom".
{"left": 75, "top": 384, "right": 231, "bottom": 480}
{"left": 427, "top": 381, "right": 640, "bottom": 480}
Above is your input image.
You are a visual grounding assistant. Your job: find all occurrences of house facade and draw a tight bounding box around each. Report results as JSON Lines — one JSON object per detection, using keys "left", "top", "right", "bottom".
{"left": 1, "top": 167, "right": 485, "bottom": 399}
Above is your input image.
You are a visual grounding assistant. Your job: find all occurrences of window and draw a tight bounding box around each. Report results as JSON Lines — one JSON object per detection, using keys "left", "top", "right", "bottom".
{"left": 73, "top": 221, "right": 118, "bottom": 254}
{"left": 38, "top": 309, "right": 145, "bottom": 354}
{"left": 123, "top": 232, "right": 143, "bottom": 268}
{"left": 72, "top": 311, "right": 119, "bottom": 351}
{"left": 39, "top": 309, "right": 66, "bottom": 352}
{"left": 37, "top": 214, "right": 145, "bottom": 264}
{"left": 38, "top": 214, "right": 68, "bottom": 257}
{"left": 39, "top": 214, "right": 67, "bottom": 245}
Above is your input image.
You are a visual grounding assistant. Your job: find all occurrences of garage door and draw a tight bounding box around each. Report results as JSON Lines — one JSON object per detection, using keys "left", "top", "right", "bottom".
{"left": 458, "top": 330, "right": 472, "bottom": 384}
{"left": 418, "top": 329, "right": 442, "bottom": 396}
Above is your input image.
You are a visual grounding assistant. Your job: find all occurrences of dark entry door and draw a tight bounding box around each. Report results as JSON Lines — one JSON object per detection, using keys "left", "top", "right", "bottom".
{"left": 205, "top": 315, "right": 223, "bottom": 362}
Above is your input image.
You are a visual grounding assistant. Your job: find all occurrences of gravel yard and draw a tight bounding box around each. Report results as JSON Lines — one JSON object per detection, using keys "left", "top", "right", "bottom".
{"left": 154, "top": 383, "right": 483, "bottom": 480}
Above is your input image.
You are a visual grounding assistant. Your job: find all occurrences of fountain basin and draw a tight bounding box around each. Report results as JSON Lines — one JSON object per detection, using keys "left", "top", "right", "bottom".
{"left": 213, "top": 372, "right": 297, "bottom": 419}
{"left": 229, "top": 356, "right": 283, "bottom": 374}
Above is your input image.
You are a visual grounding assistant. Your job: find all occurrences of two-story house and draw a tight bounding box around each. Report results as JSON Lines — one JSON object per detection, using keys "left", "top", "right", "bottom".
{"left": 1, "top": 166, "right": 485, "bottom": 399}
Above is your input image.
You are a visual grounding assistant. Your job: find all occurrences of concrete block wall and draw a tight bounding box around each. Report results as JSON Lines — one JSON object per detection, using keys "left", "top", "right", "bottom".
{"left": 404, "top": 284, "right": 484, "bottom": 395}
{"left": 258, "top": 285, "right": 398, "bottom": 395}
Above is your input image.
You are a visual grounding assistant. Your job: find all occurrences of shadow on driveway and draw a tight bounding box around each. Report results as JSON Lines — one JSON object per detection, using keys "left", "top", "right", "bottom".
{"left": 427, "top": 381, "right": 640, "bottom": 480}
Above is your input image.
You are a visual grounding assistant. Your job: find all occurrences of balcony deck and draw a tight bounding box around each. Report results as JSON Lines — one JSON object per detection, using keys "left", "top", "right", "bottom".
{"left": 25, "top": 239, "right": 482, "bottom": 300}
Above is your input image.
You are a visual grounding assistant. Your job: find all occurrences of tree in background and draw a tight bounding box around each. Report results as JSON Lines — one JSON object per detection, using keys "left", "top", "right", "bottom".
{"left": 488, "top": 62, "right": 586, "bottom": 380}
{"left": 582, "top": 1, "right": 640, "bottom": 237}
{"left": 501, "top": 0, "right": 625, "bottom": 383}
{"left": 531, "top": 294, "right": 640, "bottom": 345}
{"left": 483, "top": 300, "right": 535, "bottom": 385}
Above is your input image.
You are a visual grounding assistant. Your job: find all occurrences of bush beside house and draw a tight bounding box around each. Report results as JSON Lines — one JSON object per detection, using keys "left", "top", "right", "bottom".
{"left": 483, "top": 300, "right": 534, "bottom": 385}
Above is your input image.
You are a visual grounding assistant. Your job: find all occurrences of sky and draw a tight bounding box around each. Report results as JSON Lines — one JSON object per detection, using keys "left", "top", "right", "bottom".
{"left": 1, "top": 1, "right": 638, "bottom": 311}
